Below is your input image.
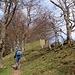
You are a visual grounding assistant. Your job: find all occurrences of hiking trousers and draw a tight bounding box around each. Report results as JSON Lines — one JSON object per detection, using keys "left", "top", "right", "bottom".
{"left": 16, "top": 58, "right": 20, "bottom": 66}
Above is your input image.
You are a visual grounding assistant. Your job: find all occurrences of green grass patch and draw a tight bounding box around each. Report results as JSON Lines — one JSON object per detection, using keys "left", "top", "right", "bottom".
{"left": 0, "top": 52, "right": 15, "bottom": 75}
{"left": 1, "top": 40, "right": 75, "bottom": 75}
{"left": 20, "top": 41, "right": 75, "bottom": 75}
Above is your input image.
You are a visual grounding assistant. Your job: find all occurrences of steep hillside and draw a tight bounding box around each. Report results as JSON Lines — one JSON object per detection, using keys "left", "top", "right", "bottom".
{"left": 0, "top": 52, "right": 15, "bottom": 75}
{"left": 0, "top": 41, "right": 75, "bottom": 75}
{"left": 21, "top": 41, "right": 75, "bottom": 75}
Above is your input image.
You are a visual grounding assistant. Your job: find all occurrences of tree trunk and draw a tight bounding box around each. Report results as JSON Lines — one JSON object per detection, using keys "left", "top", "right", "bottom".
{"left": 0, "top": 44, "right": 5, "bottom": 69}
{"left": 67, "top": 26, "right": 72, "bottom": 43}
{"left": 55, "top": 31, "right": 59, "bottom": 46}
{"left": 48, "top": 42, "right": 51, "bottom": 50}
{"left": 10, "top": 47, "right": 13, "bottom": 53}
{"left": 64, "top": 7, "right": 72, "bottom": 44}
{"left": 0, "top": 26, "right": 6, "bottom": 68}
{"left": 0, "top": 46, "right": 3, "bottom": 69}
{"left": 13, "top": 41, "right": 16, "bottom": 51}
{"left": 22, "top": 40, "right": 25, "bottom": 52}
{"left": 50, "top": 0, "right": 73, "bottom": 44}
{"left": 0, "top": 56, "right": 2, "bottom": 69}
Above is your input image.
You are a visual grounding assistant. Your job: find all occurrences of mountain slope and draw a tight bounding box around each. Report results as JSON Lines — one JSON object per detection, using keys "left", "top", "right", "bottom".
{"left": 21, "top": 41, "right": 75, "bottom": 75}
{"left": 1, "top": 41, "right": 75, "bottom": 75}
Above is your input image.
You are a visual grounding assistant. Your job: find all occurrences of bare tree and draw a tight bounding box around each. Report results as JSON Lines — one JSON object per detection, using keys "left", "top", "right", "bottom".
{"left": 0, "top": 0, "right": 18, "bottom": 69}
{"left": 50, "top": 0, "right": 75, "bottom": 44}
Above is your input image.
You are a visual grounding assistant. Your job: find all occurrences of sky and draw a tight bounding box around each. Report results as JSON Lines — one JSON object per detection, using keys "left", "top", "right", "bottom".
{"left": 43, "top": 0, "right": 55, "bottom": 10}
{"left": 0, "top": 0, "right": 54, "bottom": 18}
{"left": 0, "top": 10, "right": 4, "bottom": 20}
{"left": 0, "top": 0, "right": 75, "bottom": 41}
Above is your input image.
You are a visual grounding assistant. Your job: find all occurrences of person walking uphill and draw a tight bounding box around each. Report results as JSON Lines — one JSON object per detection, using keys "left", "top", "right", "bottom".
{"left": 14, "top": 49, "right": 22, "bottom": 69}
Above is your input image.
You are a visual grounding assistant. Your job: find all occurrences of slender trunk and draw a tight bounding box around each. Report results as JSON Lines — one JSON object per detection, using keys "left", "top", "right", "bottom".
{"left": 17, "top": 39, "right": 20, "bottom": 48}
{"left": 21, "top": 32, "right": 27, "bottom": 52}
{"left": 64, "top": 7, "right": 72, "bottom": 43}
{"left": 19, "top": 40, "right": 22, "bottom": 50}
{"left": 0, "top": 26, "right": 6, "bottom": 68}
{"left": 45, "top": 39, "right": 49, "bottom": 47}
{"left": 22, "top": 40, "right": 25, "bottom": 52}
{"left": 15, "top": 36, "right": 20, "bottom": 49}
{"left": 0, "top": 56, "right": 2, "bottom": 69}
{"left": 0, "top": 44, "right": 5, "bottom": 69}
{"left": 0, "top": 46, "right": 3, "bottom": 69}
{"left": 67, "top": 26, "right": 72, "bottom": 43}
{"left": 10, "top": 47, "right": 13, "bottom": 52}
{"left": 49, "top": 43, "right": 51, "bottom": 50}
{"left": 13, "top": 41, "right": 16, "bottom": 51}
{"left": 55, "top": 31, "right": 59, "bottom": 46}
{"left": 25, "top": 37, "right": 27, "bottom": 51}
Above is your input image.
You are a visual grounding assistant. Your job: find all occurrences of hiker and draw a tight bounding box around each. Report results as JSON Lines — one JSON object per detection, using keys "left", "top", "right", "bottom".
{"left": 14, "top": 49, "right": 22, "bottom": 69}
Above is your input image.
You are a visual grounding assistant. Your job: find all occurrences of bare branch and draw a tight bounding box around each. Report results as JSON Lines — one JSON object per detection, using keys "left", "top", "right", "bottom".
{"left": 50, "top": 0, "right": 65, "bottom": 11}
{"left": 6, "top": 2, "right": 18, "bottom": 29}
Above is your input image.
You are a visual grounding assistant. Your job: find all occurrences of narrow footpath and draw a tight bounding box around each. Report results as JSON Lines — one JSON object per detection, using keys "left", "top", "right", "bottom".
{"left": 12, "top": 69, "right": 21, "bottom": 75}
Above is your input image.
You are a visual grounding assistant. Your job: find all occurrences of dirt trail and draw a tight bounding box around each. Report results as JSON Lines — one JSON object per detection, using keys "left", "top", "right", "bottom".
{"left": 12, "top": 56, "right": 26, "bottom": 75}
{"left": 12, "top": 69, "right": 21, "bottom": 75}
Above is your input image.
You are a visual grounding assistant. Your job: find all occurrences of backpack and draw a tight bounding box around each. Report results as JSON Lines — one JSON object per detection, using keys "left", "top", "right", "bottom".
{"left": 16, "top": 50, "right": 22, "bottom": 56}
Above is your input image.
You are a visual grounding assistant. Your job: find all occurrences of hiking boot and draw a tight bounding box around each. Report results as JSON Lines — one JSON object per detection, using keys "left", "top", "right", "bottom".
{"left": 15, "top": 66, "right": 18, "bottom": 70}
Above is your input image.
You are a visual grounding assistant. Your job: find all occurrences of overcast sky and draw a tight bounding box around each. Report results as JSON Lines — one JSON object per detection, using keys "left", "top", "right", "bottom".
{"left": 0, "top": 0, "right": 75, "bottom": 41}
{"left": 0, "top": 0, "right": 55, "bottom": 19}
{"left": 0, "top": 10, "right": 4, "bottom": 20}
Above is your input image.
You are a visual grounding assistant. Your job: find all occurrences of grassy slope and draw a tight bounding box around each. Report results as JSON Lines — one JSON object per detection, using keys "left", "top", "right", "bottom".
{"left": 0, "top": 52, "right": 15, "bottom": 75}
{"left": 21, "top": 41, "right": 75, "bottom": 75}
{"left": 1, "top": 40, "right": 75, "bottom": 75}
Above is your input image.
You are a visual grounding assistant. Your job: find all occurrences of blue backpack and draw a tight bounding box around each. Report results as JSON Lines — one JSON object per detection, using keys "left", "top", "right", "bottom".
{"left": 16, "top": 50, "right": 22, "bottom": 56}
